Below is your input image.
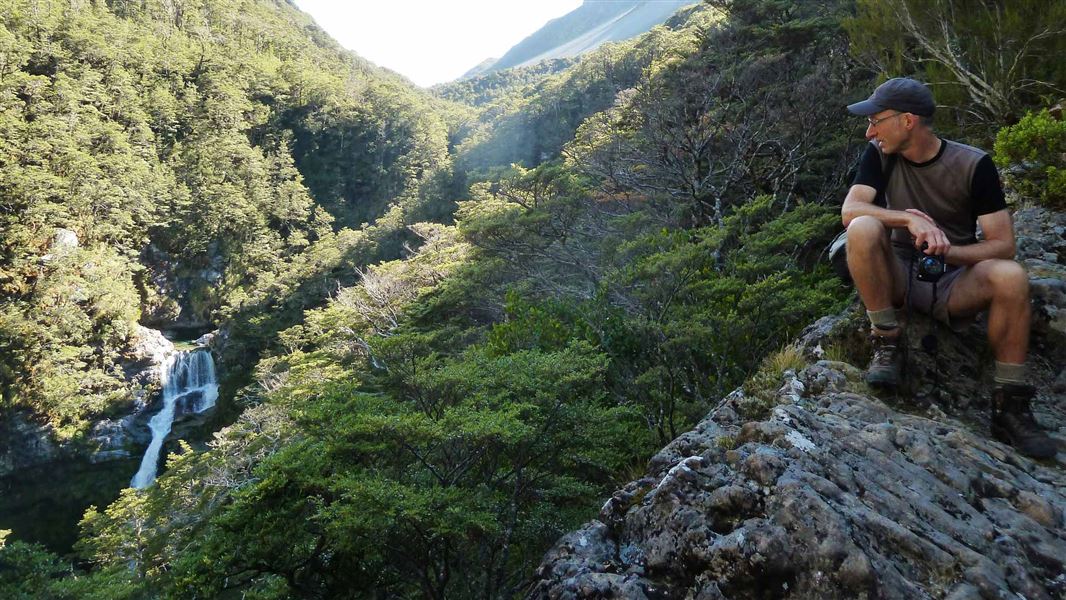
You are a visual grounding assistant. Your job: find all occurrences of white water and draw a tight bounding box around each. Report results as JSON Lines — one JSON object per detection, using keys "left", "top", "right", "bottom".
{"left": 130, "top": 350, "right": 218, "bottom": 489}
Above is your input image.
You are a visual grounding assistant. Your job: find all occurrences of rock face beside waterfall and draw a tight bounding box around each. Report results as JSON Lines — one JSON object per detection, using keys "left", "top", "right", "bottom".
{"left": 84, "top": 326, "right": 179, "bottom": 463}
{"left": 125, "top": 325, "right": 177, "bottom": 390}
{"left": 0, "top": 326, "right": 180, "bottom": 475}
{"left": 530, "top": 208, "right": 1066, "bottom": 599}
{"left": 0, "top": 412, "right": 61, "bottom": 477}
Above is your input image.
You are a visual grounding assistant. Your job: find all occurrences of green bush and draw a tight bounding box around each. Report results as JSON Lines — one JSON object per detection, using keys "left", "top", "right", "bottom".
{"left": 994, "top": 109, "right": 1066, "bottom": 209}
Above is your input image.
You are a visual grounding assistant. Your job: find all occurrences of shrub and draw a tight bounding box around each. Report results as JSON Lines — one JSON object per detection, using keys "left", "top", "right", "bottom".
{"left": 994, "top": 108, "right": 1066, "bottom": 209}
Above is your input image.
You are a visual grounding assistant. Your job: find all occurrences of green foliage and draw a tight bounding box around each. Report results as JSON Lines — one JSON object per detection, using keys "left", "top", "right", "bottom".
{"left": 485, "top": 291, "right": 575, "bottom": 356}
{"left": 434, "top": 59, "right": 574, "bottom": 107}
{"left": 845, "top": 0, "right": 1066, "bottom": 133}
{"left": 0, "top": 0, "right": 457, "bottom": 438}
{"left": 0, "top": 540, "right": 67, "bottom": 599}
{"left": 598, "top": 197, "right": 846, "bottom": 440}
{"left": 994, "top": 108, "right": 1066, "bottom": 209}
{"left": 79, "top": 341, "right": 647, "bottom": 598}
{"left": 567, "top": 0, "right": 855, "bottom": 228}
{"left": 1, "top": 245, "right": 140, "bottom": 438}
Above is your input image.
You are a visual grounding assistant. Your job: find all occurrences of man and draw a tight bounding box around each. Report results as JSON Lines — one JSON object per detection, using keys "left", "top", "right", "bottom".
{"left": 841, "top": 77, "right": 1056, "bottom": 459}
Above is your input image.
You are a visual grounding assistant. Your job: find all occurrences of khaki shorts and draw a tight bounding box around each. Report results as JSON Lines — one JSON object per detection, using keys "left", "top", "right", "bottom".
{"left": 894, "top": 248, "right": 971, "bottom": 331}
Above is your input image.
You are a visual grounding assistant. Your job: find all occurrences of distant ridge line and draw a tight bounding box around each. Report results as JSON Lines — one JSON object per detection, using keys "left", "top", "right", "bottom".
{"left": 461, "top": 0, "right": 694, "bottom": 80}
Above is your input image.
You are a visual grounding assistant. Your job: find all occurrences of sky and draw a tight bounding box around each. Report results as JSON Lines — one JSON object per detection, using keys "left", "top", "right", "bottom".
{"left": 293, "top": 1, "right": 584, "bottom": 88}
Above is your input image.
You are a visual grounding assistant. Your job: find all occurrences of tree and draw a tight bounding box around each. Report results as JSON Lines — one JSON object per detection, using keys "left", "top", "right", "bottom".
{"left": 846, "top": 0, "right": 1066, "bottom": 130}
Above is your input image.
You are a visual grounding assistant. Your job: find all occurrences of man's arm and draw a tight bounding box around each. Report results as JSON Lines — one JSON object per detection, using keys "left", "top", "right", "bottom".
{"left": 944, "top": 208, "right": 1016, "bottom": 265}
{"left": 841, "top": 184, "right": 952, "bottom": 255}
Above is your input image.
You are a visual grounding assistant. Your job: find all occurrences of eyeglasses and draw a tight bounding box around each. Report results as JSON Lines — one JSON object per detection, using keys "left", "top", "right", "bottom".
{"left": 867, "top": 112, "right": 904, "bottom": 127}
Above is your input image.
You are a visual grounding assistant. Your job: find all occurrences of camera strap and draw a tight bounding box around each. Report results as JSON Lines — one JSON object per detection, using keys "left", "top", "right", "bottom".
{"left": 925, "top": 283, "right": 940, "bottom": 399}
{"left": 906, "top": 252, "right": 942, "bottom": 404}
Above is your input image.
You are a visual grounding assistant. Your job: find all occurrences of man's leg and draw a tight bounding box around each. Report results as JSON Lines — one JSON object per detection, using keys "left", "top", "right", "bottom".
{"left": 847, "top": 217, "right": 907, "bottom": 318}
{"left": 946, "top": 259, "right": 1054, "bottom": 458}
{"left": 846, "top": 216, "right": 907, "bottom": 386}
{"left": 945, "top": 259, "right": 1029, "bottom": 364}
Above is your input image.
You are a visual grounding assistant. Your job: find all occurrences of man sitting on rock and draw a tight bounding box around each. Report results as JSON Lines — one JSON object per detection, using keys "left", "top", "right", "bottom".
{"left": 840, "top": 77, "right": 1056, "bottom": 458}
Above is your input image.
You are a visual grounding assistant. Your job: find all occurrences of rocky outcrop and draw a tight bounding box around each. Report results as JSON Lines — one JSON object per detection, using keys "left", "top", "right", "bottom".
{"left": 86, "top": 417, "right": 143, "bottom": 463}
{"left": 125, "top": 325, "right": 176, "bottom": 390}
{"left": 1, "top": 326, "right": 179, "bottom": 474}
{"left": 531, "top": 208, "right": 1066, "bottom": 598}
{"left": 0, "top": 412, "right": 61, "bottom": 477}
{"left": 533, "top": 355, "right": 1065, "bottom": 598}
{"left": 1016, "top": 207, "right": 1066, "bottom": 340}
{"left": 38, "top": 227, "right": 79, "bottom": 265}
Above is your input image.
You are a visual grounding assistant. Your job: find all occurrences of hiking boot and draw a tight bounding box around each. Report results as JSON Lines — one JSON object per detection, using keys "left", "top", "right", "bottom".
{"left": 991, "top": 383, "right": 1058, "bottom": 459}
{"left": 865, "top": 331, "right": 903, "bottom": 388}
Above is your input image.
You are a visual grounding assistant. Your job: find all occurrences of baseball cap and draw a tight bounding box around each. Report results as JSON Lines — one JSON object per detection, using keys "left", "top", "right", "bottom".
{"left": 847, "top": 77, "right": 935, "bottom": 117}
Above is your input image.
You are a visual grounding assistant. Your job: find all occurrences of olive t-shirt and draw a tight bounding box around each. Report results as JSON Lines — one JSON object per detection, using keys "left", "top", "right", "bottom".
{"left": 852, "top": 139, "right": 1006, "bottom": 249}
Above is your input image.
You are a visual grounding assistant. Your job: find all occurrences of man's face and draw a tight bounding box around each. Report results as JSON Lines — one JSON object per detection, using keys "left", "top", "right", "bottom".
{"left": 865, "top": 110, "right": 908, "bottom": 154}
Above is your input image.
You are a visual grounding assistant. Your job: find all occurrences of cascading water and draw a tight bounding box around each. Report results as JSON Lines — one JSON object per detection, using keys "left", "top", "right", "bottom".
{"left": 130, "top": 350, "right": 218, "bottom": 489}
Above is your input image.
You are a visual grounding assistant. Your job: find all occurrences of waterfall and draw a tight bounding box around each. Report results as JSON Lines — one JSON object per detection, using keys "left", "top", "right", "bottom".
{"left": 130, "top": 350, "right": 218, "bottom": 489}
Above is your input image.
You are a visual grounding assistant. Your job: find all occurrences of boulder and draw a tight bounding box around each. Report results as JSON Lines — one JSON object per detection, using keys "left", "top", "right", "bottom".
{"left": 195, "top": 330, "right": 217, "bottom": 348}
{"left": 51, "top": 228, "right": 79, "bottom": 252}
{"left": 38, "top": 228, "right": 80, "bottom": 265}
{"left": 125, "top": 325, "right": 176, "bottom": 392}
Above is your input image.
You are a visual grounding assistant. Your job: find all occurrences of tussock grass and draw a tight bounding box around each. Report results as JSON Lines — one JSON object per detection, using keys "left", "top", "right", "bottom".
{"left": 738, "top": 345, "right": 809, "bottom": 419}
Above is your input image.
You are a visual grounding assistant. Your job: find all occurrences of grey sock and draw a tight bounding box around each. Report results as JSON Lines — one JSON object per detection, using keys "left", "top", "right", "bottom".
{"left": 867, "top": 307, "right": 899, "bottom": 332}
{"left": 993, "top": 361, "right": 1026, "bottom": 385}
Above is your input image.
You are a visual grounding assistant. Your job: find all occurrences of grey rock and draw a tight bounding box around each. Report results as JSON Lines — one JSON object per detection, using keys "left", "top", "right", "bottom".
{"left": 0, "top": 412, "right": 60, "bottom": 477}
{"left": 51, "top": 228, "right": 79, "bottom": 252}
{"left": 1054, "top": 369, "right": 1066, "bottom": 394}
{"left": 200, "top": 268, "right": 222, "bottom": 284}
{"left": 87, "top": 419, "right": 133, "bottom": 462}
{"left": 195, "top": 331, "right": 217, "bottom": 347}
{"left": 532, "top": 360, "right": 1066, "bottom": 598}
{"left": 126, "top": 325, "right": 176, "bottom": 389}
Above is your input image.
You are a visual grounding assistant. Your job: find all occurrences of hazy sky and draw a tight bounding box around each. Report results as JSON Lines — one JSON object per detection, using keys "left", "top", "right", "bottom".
{"left": 293, "top": 1, "right": 584, "bottom": 88}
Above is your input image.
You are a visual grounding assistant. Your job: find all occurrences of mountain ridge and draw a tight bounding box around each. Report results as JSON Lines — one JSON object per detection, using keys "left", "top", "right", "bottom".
{"left": 465, "top": 0, "right": 695, "bottom": 79}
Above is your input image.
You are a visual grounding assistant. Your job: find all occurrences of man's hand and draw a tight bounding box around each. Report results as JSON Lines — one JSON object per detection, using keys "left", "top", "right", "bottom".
{"left": 906, "top": 209, "right": 951, "bottom": 255}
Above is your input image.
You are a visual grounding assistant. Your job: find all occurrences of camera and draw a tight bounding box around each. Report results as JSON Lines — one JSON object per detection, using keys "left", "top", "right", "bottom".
{"left": 916, "top": 243, "right": 945, "bottom": 282}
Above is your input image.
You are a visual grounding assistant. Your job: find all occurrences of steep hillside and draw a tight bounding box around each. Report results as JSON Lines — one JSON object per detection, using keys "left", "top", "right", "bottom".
{"left": 475, "top": 0, "right": 696, "bottom": 75}
{"left": 0, "top": 0, "right": 452, "bottom": 468}
{"left": 450, "top": 3, "right": 716, "bottom": 172}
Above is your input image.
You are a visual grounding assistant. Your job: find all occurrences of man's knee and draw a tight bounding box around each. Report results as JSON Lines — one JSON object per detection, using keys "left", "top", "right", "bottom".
{"left": 845, "top": 215, "right": 888, "bottom": 250}
{"left": 984, "top": 260, "right": 1029, "bottom": 300}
